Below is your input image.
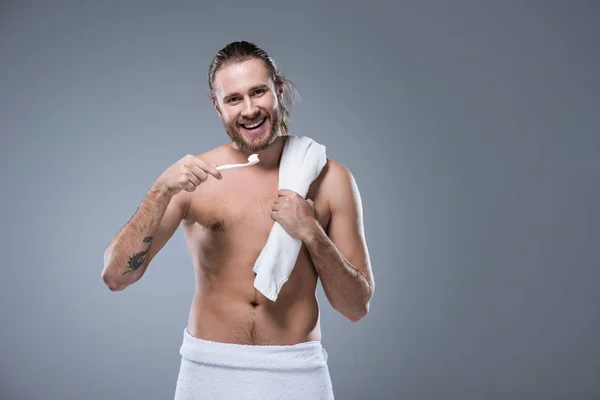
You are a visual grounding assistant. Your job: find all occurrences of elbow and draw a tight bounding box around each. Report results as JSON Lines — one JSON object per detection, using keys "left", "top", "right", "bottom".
{"left": 339, "top": 285, "right": 374, "bottom": 323}
{"left": 102, "top": 251, "right": 125, "bottom": 291}
{"left": 345, "top": 302, "right": 371, "bottom": 323}
{"left": 101, "top": 268, "right": 127, "bottom": 292}
{"left": 101, "top": 252, "right": 144, "bottom": 292}
{"left": 105, "top": 281, "right": 126, "bottom": 292}
{"left": 348, "top": 284, "right": 374, "bottom": 322}
{"left": 351, "top": 286, "right": 375, "bottom": 322}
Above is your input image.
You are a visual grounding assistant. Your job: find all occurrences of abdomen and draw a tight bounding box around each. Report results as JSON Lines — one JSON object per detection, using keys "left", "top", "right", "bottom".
{"left": 187, "top": 251, "right": 321, "bottom": 345}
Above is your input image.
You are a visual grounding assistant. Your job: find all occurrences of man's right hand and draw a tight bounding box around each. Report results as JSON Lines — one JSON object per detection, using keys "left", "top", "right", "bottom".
{"left": 157, "top": 154, "right": 222, "bottom": 195}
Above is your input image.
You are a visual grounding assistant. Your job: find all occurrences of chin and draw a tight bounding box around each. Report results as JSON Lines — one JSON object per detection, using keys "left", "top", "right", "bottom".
{"left": 245, "top": 137, "right": 273, "bottom": 152}
{"left": 241, "top": 125, "right": 276, "bottom": 149}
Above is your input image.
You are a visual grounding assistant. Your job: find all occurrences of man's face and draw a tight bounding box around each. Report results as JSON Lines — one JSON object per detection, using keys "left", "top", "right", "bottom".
{"left": 212, "top": 58, "right": 282, "bottom": 153}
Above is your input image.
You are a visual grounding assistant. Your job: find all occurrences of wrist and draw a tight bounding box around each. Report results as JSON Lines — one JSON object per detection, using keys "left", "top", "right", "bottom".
{"left": 300, "top": 218, "right": 321, "bottom": 245}
{"left": 151, "top": 179, "right": 175, "bottom": 199}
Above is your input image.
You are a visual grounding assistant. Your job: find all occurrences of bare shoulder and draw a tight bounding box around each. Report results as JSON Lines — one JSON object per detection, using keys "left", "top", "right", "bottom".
{"left": 193, "top": 143, "right": 230, "bottom": 164}
{"left": 319, "top": 159, "right": 359, "bottom": 209}
{"left": 322, "top": 159, "right": 352, "bottom": 179}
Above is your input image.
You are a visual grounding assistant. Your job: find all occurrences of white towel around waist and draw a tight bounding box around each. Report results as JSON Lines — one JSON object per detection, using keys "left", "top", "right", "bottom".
{"left": 174, "top": 328, "right": 334, "bottom": 400}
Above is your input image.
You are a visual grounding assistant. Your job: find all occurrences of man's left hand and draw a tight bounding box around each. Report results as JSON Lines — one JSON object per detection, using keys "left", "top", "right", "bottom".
{"left": 271, "top": 189, "right": 317, "bottom": 241}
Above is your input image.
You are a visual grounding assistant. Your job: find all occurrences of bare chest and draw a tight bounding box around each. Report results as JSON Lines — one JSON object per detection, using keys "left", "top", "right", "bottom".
{"left": 184, "top": 169, "right": 330, "bottom": 244}
{"left": 191, "top": 172, "right": 278, "bottom": 234}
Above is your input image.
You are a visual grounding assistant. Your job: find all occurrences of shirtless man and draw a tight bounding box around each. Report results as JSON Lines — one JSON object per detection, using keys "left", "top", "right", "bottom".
{"left": 102, "top": 41, "right": 374, "bottom": 399}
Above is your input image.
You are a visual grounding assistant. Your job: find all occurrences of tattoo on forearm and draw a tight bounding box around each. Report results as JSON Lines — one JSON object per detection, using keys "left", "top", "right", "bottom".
{"left": 123, "top": 236, "right": 153, "bottom": 275}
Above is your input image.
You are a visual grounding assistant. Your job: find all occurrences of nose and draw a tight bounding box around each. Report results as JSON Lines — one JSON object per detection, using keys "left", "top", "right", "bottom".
{"left": 241, "top": 98, "right": 259, "bottom": 119}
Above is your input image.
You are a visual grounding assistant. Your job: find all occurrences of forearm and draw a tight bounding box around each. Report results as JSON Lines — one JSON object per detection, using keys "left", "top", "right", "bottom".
{"left": 102, "top": 181, "right": 172, "bottom": 290}
{"left": 302, "top": 221, "right": 373, "bottom": 322}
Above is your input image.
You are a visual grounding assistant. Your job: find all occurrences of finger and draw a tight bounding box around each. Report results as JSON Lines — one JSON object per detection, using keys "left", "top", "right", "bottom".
{"left": 279, "top": 189, "right": 301, "bottom": 198}
{"left": 191, "top": 156, "right": 223, "bottom": 180}
{"left": 185, "top": 172, "right": 202, "bottom": 186}
{"left": 184, "top": 180, "right": 196, "bottom": 192}
{"left": 178, "top": 174, "right": 199, "bottom": 191}
{"left": 189, "top": 167, "right": 208, "bottom": 183}
{"left": 181, "top": 156, "right": 208, "bottom": 182}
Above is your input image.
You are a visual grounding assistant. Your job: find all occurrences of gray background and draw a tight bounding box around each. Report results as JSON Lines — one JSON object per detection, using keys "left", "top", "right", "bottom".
{"left": 1, "top": 1, "right": 599, "bottom": 399}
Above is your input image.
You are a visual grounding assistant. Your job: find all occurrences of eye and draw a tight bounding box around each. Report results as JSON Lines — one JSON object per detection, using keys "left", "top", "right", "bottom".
{"left": 253, "top": 88, "right": 265, "bottom": 95}
{"left": 226, "top": 97, "right": 240, "bottom": 104}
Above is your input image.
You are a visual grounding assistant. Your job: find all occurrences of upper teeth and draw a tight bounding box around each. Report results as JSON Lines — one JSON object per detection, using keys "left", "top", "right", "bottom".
{"left": 244, "top": 118, "right": 265, "bottom": 129}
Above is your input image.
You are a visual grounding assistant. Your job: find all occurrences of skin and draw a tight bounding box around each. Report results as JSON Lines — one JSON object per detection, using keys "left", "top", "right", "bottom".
{"left": 102, "top": 58, "right": 374, "bottom": 345}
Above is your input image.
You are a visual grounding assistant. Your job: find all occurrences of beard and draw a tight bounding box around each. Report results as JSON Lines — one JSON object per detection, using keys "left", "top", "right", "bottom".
{"left": 222, "top": 107, "right": 282, "bottom": 153}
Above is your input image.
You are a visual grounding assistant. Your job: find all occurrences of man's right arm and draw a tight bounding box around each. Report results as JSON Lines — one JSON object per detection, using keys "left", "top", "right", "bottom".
{"left": 101, "top": 180, "right": 189, "bottom": 291}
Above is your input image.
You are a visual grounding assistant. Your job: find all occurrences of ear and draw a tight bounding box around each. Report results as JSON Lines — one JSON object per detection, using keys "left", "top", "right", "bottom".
{"left": 277, "top": 83, "right": 285, "bottom": 102}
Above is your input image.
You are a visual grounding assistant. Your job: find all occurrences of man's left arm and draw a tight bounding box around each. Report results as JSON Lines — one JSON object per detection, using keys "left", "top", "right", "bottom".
{"left": 272, "top": 162, "right": 375, "bottom": 322}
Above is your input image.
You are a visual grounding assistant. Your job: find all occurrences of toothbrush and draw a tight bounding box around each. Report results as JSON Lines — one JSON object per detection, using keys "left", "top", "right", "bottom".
{"left": 216, "top": 154, "right": 260, "bottom": 171}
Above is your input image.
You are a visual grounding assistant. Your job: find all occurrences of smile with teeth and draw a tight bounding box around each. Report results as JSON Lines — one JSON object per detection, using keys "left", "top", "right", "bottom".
{"left": 241, "top": 118, "right": 266, "bottom": 129}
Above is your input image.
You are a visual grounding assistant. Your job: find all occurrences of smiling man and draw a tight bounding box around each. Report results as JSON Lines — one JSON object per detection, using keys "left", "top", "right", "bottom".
{"left": 102, "top": 41, "right": 374, "bottom": 399}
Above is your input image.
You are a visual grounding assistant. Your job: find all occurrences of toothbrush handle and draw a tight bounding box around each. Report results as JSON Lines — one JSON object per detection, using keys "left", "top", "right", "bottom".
{"left": 216, "top": 164, "right": 243, "bottom": 171}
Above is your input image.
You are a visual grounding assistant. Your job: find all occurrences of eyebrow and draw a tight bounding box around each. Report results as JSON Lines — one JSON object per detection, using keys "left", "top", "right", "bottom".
{"left": 223, "top": 84, "right": 269, "bottom": 101}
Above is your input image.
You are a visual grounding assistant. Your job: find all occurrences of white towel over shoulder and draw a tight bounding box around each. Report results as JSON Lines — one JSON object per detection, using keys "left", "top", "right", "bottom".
{"left": 253, "top": 135, "right": 327, "bottom": 301}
